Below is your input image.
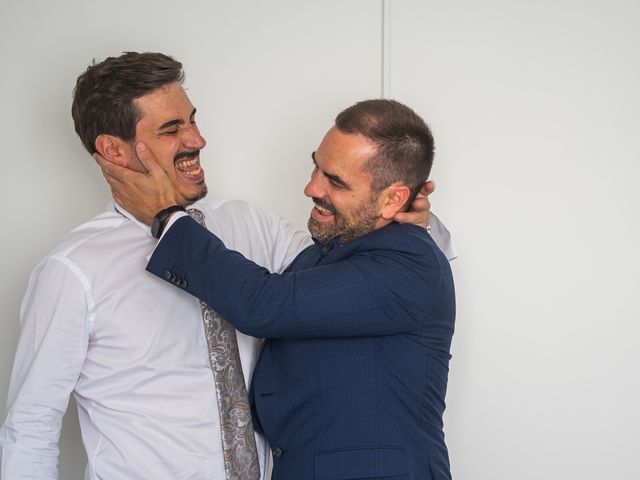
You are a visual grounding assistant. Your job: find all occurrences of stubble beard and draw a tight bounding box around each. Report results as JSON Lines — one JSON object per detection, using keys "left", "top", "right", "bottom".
{"left": 308, "top": 196, "right": 380, "bottom": 246}
{"left": 182, "top": 183, "right": 208, "bottom": 206}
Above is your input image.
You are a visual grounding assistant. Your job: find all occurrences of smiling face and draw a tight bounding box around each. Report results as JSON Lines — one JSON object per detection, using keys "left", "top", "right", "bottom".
{"left": 304, "top": 126, "right": 386, "bottom": 245}
{"left": 130, "top": 82, "right": 207, "bottom": 205}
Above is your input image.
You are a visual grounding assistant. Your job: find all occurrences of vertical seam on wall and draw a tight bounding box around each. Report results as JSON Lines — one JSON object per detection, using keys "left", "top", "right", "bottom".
{"left": 381, "top": 0, "right": 391, "bottom": 98}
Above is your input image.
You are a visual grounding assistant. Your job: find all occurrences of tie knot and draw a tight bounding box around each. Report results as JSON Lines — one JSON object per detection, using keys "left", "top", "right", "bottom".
{"left": 187, "top": 207, "right": 207, "bottom": 228}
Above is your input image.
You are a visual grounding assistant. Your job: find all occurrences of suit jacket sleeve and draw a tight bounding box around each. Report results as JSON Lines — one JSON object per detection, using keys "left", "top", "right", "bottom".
{"left": 147, "top": 216, "right": 445, "bottom": 339}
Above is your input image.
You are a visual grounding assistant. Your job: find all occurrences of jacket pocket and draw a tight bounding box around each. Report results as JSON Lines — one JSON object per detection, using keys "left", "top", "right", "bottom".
{"left": 314, "top": 445, "right": 410, "bottom": 480}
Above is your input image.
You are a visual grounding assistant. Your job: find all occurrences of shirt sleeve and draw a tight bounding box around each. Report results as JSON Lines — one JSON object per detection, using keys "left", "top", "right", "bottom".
{"left": 428, "top": 212, "right": 457, "bottom": 261}
{"left": 0, "top": 256, "right": 92, "bottom": 479}
{"left": 148, "top": 217, "right": 444, "bottom": 339}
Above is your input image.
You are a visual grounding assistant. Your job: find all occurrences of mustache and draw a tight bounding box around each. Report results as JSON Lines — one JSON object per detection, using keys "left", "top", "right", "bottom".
{"left": 174, "top": 150, "right": 200, "bottom": 162}
{"left": 312, "top": 197, "right": 336, "bottom": 214}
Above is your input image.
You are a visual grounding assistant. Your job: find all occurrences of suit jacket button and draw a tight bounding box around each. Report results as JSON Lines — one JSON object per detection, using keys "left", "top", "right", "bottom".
{"left": 180, "top": 279, "right": 188, "bottom": 288}
{"left": 164, "top": 270, "right": 172, "bottom": 280}
{"left": 272, "top": 447, "right": 283, "bottom": 458}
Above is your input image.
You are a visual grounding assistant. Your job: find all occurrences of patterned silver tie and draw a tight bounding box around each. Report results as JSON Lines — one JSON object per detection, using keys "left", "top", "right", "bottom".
{"left": 188, "top": 208, "right": 261, "bottom": 480}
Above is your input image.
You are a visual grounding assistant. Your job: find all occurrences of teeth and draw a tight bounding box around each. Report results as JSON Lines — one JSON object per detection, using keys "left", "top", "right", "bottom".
{"left": 315, "top": 205, "right": 332, "bottom": 214}
{"left": 183, "top": 166, "right": 202, "bottom": 176}
{"left": 176, "top": 158, "right": 198, "bottom": 169}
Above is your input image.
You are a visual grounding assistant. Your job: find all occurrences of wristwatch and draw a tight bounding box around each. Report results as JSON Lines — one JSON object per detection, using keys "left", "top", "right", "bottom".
{"left": 151, "top": 205, "right": 186, "bottom": 239}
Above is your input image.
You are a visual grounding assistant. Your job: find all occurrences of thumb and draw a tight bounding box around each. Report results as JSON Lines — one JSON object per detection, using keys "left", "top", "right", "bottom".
{"left": 135, "top": 142, "right": 162, "bottom": 175}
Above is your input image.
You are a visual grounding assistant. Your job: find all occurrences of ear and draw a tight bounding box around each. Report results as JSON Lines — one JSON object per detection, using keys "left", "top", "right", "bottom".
{"left": 94, "top": 134, "right": 130, "bottom": 167}
{"left": 379, "top": 183, "right": 411, "bottom": 220}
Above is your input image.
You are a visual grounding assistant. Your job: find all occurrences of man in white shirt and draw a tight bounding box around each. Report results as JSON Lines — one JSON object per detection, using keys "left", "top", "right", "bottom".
{"left": 0, "top": 52, "right": 452, "bottom": 479}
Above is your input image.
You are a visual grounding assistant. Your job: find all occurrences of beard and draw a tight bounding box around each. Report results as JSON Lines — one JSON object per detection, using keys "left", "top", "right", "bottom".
{"left": 182, "top": 183, "right": 208, "bottom": 205}
{"left": 308, "top": 195, "right": 380, "bottom": 246}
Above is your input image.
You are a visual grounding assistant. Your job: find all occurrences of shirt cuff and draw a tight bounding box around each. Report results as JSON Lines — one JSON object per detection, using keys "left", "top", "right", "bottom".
{"left": 146, "top": 211, "right": 189, "bottom": 262}
{"left": 429, "top": 212, "right": 458, "bottom": 261}
{"left": 159, "top": 211, "right": 189, "bottom": 241}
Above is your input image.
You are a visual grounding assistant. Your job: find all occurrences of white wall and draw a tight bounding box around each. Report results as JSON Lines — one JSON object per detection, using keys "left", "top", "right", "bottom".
{"left": 1, "top": 0, "right": 638, "bottom": 479}
{"left": 0, "top": 1, "right": 380, "bottom": 477}
{"left": 389, "top": 0, "right": 640, "bottom": 478}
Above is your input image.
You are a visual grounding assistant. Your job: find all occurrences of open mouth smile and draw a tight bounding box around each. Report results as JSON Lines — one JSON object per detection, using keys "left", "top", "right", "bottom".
{"left": 175, "top": 155, "right": 203, "bottom": 178}
{"left": 176, "top": 158, "right": 202, "bottom": 176}
{"left": 311, "top": 200, "right": 336, "bottom": 221}
{"left": 314, "top": 204, "right": 333, "bottom": 215}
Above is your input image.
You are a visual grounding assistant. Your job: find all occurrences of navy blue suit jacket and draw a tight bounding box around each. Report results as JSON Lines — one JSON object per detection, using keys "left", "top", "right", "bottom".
{"left": 147, "top": 218, "right": 456, "bottom": 480}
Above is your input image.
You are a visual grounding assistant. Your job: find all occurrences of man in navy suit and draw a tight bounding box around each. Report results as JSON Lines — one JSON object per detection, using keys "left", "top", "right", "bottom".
{"left": 101, "top": 99, "right": 456, "bottom": 479}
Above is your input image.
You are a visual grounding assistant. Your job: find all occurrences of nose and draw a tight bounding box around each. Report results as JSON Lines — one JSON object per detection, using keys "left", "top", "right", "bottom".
{"left": 183, "top": 125, "right": 206, "bottom": 150}
{"left": 304, "top": 168, "right": 324, "bottom": 199}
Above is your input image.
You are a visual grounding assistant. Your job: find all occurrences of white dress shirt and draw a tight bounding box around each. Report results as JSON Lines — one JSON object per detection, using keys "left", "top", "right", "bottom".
{"left": 0, "top": 198, "right": 455, "bottom": 479}
{"left": 0, "top": 199, "right": 311, "bottom": 480}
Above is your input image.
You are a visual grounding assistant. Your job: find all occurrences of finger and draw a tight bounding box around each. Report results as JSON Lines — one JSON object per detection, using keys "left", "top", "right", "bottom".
{"left": 411, "top": 197, "right": 428, "bottom": 212}
{"left": 111, "top": 190, "right": 124, "bottom": 207}
{"left": 393, "top": 211, "right": 413, "bottom": 223}
{"left": 99, "top": 166, "right": 126, "bottom": 188}
{"left": 393, "top": 211, "right": 428, "bottom": 228}
{"left": 419, "top": 180, "right": 435, "bottom": 198}
{"left": 421, "top": 193, "right": 431, "bottom": 212}
{"left": 99, "top": 170, "right": 120, "bottom": 202}
{"left": 135, "top": 142, "right": 163, "bottom": 175}
{"left": 426, "top": 180, "right": 435, "bottom": 195}
{"left": 93, "top": 152, "right": 109, "bottom": 170}
{"left": 93, "top": 153, "right": 129, "bottom": 184}
{"left": 408, "top": 195, "right": 430, "bottom": 217}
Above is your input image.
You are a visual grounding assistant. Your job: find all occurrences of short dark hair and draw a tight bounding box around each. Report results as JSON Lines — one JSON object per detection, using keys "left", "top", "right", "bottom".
{"left": 335, "top": 99, "right": 434, "bottom": 201}
{"left": 71, "top": 52, "right": 184, "bottom": 154}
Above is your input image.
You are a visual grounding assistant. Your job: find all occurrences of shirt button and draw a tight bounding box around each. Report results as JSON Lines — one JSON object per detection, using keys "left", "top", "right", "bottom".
{"left": 272, "top": 447, "right": 283, "bottom": 458}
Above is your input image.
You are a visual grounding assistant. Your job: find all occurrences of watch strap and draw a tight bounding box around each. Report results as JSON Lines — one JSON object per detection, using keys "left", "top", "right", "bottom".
{"left": 151, "top": 205, "right": 186, "bottom": 239}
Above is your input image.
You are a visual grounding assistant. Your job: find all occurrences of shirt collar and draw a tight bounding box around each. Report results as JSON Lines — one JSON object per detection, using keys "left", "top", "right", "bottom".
{"left": 111, "top": 199, "right": 208, "bottom": 237}
{"left": 313, "top": 236, "right": 343, "bottom": 258}
{"left": 111, "top": 200, "right": 154, "bottom": 237}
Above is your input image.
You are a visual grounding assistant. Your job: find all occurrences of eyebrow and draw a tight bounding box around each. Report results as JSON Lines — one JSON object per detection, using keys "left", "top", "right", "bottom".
{"left": 311, "top": 151, "right": 351, "bottom": 190}
{"left": 158, "top": 108, "right": 197, "bottom": 130}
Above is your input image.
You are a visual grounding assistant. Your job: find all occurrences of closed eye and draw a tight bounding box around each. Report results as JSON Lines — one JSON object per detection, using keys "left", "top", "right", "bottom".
{"left": 311, "top": 151, "right": 350, "bottom": 190}
{"left": 328, "top": 177, "right": 346, "bottom": 189}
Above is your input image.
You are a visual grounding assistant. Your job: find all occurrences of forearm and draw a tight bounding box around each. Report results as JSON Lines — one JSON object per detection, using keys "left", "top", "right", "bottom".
{"left": 147, "top": 218, "right": 441, "bottom": 338}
